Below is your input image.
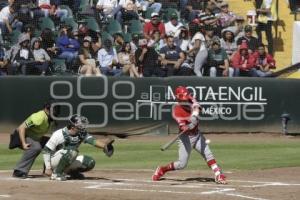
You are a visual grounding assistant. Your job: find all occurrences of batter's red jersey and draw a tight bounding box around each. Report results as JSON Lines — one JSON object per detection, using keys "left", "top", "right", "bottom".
{"left": 172, "top": 100, "right": 199, "bottom": 135}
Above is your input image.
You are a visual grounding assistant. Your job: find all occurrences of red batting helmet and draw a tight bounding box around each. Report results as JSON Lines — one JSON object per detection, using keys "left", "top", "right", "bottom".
{"left": 175, "top": 86, "right": 191, "bottom": 101}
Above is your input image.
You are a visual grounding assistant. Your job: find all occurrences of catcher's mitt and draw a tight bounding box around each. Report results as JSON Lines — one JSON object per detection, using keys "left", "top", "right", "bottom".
{"left": 103, "top": 138, "right": 115, "bottom": 157}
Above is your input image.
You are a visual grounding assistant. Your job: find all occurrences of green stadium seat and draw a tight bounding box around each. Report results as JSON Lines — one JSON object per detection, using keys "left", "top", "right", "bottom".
{"left": 128, "top": 19, "right": 143, "bottom": 34}
{"left": 100, "top": 31, "right": 113, "bottom": 42}
{"left": 63, "top": 18, "right": 79, "bottom": 31}
{"left": 9, "top": 30, "right": 22, "bottom": 45}
{"left": 39, "top": 17, "right": 56, "bottom": 31}
{"left": 163, "top": 8, "right": 180, "bottom": 22}
{"left": 107, "top": 20, "right": 122, "bottom": 35}
{"left": 34, "top": 30, "right": 42, "bottom": 38}
{"left": 52, "top": 58, "right": 67, "bottom": 74}
{"left": 122, "top": 32, "right": 132, "bottom": 43}
{"left": 59, "top": 5, "right": 74, "bottom": 18}
{"left": 144, "top": 7, "right": 155, "bottom": 19}
{"left": 84, "top": 17, "right": 101, "bottom": 32}
{"left": 79, "top": 0, "right": 90, "bottom": 10}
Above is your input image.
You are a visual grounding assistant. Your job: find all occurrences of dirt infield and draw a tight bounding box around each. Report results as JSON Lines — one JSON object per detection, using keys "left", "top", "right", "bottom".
{"left": 1, "top": 133, "right": 300, "bottom": 200}
{"left": 0, "top": 168, "right": 300, "bottom": 200}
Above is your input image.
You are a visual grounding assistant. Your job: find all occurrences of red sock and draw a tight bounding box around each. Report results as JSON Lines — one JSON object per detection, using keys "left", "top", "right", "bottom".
{"left": 207, "top": 159, "right": 221, "bottom": 175}
{"left": 161, "top": 162, "right": 175, "bottom": 173}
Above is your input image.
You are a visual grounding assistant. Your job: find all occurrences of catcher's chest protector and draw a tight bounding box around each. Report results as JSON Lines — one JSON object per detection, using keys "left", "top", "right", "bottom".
{"left": 61, "top": 129, "right": 86, "bottom": 150}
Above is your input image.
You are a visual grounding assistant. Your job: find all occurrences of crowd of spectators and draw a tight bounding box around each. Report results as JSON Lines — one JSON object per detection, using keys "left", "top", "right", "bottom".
{"left": 0, "top": 0, "right": 277, "bottom": 77}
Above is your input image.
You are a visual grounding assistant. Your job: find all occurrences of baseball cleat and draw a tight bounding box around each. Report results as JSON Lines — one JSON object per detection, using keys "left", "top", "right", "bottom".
{"left": 51, "top": 173, "right": 67, "bottom": 181}
{"left": 215, "top": 173, "right": 227, "bottom": 184}
{"left": 152, "top": 166, "right": 164, "bottom": 181}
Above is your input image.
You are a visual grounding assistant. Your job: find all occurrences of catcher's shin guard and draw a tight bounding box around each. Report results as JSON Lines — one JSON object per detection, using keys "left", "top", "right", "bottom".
{"left": 78, "top": 155, "right": 95, "bottom": 172}
{"left": 55, "top": 149, "right": 78, "bottom": 175}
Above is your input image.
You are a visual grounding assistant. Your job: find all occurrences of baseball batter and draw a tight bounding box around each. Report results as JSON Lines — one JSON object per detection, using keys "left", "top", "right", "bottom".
{"left": 43, "top": 114, "right": 114, "bottom": 181}
{"left": 152, "top": 86, "right": 227, "bottom": 184}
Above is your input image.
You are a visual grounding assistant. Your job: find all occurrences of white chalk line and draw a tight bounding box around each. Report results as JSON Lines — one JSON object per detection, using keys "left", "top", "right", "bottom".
{"left": 225, "top": 193, "right": 268, "bottom": 200}
{"left": 85, "top": 184, "right": 267, "bottom": 200}
{"left": 1, "top": 176, "right": 300, "bottom": 200}
{"left": 0, "top": 195, "right": 10, "bottom": 198}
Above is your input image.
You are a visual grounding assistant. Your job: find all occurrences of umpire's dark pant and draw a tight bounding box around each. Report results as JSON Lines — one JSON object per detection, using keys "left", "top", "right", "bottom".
{"left": 14, "top": 138, "right": 42, "bottom": 174}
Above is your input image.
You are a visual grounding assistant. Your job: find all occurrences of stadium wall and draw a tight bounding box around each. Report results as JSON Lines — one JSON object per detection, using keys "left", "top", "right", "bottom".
{"left": 0, "top": 77, "right": 300, "bottom": 134}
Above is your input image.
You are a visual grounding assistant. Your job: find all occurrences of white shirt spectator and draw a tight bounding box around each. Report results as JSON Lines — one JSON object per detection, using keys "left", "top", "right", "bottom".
{"left": 0, "top": 6, "right": 12, "bottom": 23}
{"left": 119, "top": 0, "right": 141, "bottom": 9}
{"left": 38, "top": 0, "right": 51, "bottom": 8}
{"left": 263, "top": 0, "right": 274, "bottom": 21}
{"left": 189, "top": 32, "right": 206, "bottom": 52}
{"left": 97, "top": 0, "right": 118, "bottom": 15}
{"left": 165, "top": 21, "right": 183, "bottom": 37}
{"left": 98, "top": 47, "right": 118, "bottom": 68}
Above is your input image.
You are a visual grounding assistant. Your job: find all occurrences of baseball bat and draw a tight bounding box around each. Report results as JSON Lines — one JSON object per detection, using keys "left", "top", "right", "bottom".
{"left": 160, "top": 130, "right": 186, "bottom": 151}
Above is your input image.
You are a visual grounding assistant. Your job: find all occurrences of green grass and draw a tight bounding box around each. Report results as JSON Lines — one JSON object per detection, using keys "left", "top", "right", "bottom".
{"left": 1, "top": 139, "right": 300, "bottom": 171}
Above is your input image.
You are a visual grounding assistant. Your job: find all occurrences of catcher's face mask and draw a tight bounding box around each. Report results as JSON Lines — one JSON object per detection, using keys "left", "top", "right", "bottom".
{"left": 69, "top": 115, "right": 89, "bottom": 132}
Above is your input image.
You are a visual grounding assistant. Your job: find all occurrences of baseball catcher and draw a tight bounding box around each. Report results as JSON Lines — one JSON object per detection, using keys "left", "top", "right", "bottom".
{"left": 152, "top": 86, "right": 227, "bottom": 184}
{"left": 42, "top": 114, "right": 114, "bottom": 181}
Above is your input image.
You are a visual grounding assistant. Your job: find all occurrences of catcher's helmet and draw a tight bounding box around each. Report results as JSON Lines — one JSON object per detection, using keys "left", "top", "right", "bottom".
{"left": 68, "top": 114, "right": 89, "bottom": 130}
{"left": 175, "top": 86, "right": 191, "bottom": 101}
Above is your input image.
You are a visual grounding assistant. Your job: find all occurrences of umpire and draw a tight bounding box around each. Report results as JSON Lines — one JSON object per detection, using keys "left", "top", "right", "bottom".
{"left": 10, "top": 100, "right": 60, "bottom": 178}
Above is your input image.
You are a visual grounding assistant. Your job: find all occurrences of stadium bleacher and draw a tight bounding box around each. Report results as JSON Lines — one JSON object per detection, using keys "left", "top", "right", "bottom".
{"left": 0, "top": 0, "right": 297, "bottom": 78}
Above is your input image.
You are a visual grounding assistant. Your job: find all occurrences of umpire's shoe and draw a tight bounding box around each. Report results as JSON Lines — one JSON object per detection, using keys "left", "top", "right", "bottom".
{"left": 12, "top": 170, "right": 27, "bottom": 179}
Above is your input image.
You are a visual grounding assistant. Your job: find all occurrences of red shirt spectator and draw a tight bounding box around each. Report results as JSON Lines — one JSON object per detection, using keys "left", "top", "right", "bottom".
{"left": 231, "top": 42, "right": 257, "bottom": 77}
{"left": 252, "top": 44, "right": 276, "bottom": 77}
{"left": 144, "top": 12, "right": 165, "bottom": 40}
{"left": 231, "top": 42, "right": 255, "bottom": 70}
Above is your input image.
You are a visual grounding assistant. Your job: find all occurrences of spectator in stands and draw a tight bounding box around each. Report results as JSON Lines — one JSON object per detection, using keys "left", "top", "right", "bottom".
{"left": 32, "top": 38, "right": 51, "bottom": 75}
{"left": 56, "top": 26, "right": 80, "bottom": 70}
{"left": 182, "top": 0, "right": 206, "bottom": 21}
{"left": 96, "top": 0, "right": 119, "bottom": 20}
{"left": 35, "top": 0, "right": 68, "bottom": 22}
{"left": 188, "top": 22, "right": 207, "bottom": 77}
{"left": 0, "top": 4, "right": 23, "bottom": 35}
{"left": 253, "top": 43, "right": 275, "bottom": 77}
{"left": 78, "top": 36, "right": 102, "bottom": 76}
{"left": 208, "top": 38, "right": 233, "bottom": 77}
{"left": 231, "top": 41, "right": 257, "bottom": 77}
{"left": 118, "top": 42, "right": 139, "bottom": 77}
{"left": 143, "top": 12, "right": 165, "bottom": 40}
{"left": 165, "top": 13, "right": 183, "bottom": 38}
{"left": 237, "top": 25, "right": 259, "bottom": 54}
{"left": 204, "top": 25, "right": 219, "bottom": 50}
{"left": 217, "top": 1, "right": 236, "bottom": 28}
{"left": 117, "top": 0, "right": 143, "bottom": 24}
{"left": 138, "top": 0, "right": 161, "bottom": 13}
{"left": 7, "top": 34, "right": 35, "bottom": 75}
{"left": 175, "top": 26, "right": 190, "bottom": 52}
{"left": 0, "top": 43, "right": 8, "bottom": 76}
{"left": 232, "top": 15, "right": 245, "bottom": 41}
{"left": 159, "top": 35, "right": 185, "bottom": 76}
{"left": 135, "top": 38, "right": 164, "bottom": 77}
{"left": 199, "top": 6, "right": 221, "bottom": 37}
{"left": 256, "top": 0, "right": 275, "bottom": 55}
{"left": 130, "top": 33, "right": 139, "bottom": 53}
{"left": 98, "top": 39, "right": 122, "bottom": 76}
{"left": 147, "top": 29, "right": 163, "bottom": 52}
{"left": 90, "top": 34, "right": 102, "bottom": 59}
{"left": 40, "top": 28, "right": 58, "bottom": 58}
{"left": 220, "top": 27, "right": 237, "bottom": 60}
{"left": 113, "top": 33, "right": 125, "bottom": 52}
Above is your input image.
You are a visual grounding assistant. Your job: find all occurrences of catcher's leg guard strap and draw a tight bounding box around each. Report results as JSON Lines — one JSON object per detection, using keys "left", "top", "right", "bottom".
{"left": 77, "top": 155, "right": 95, "bottom": 172}
{"left": 55, "top": 150, "right": 78, "bottom": 174}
